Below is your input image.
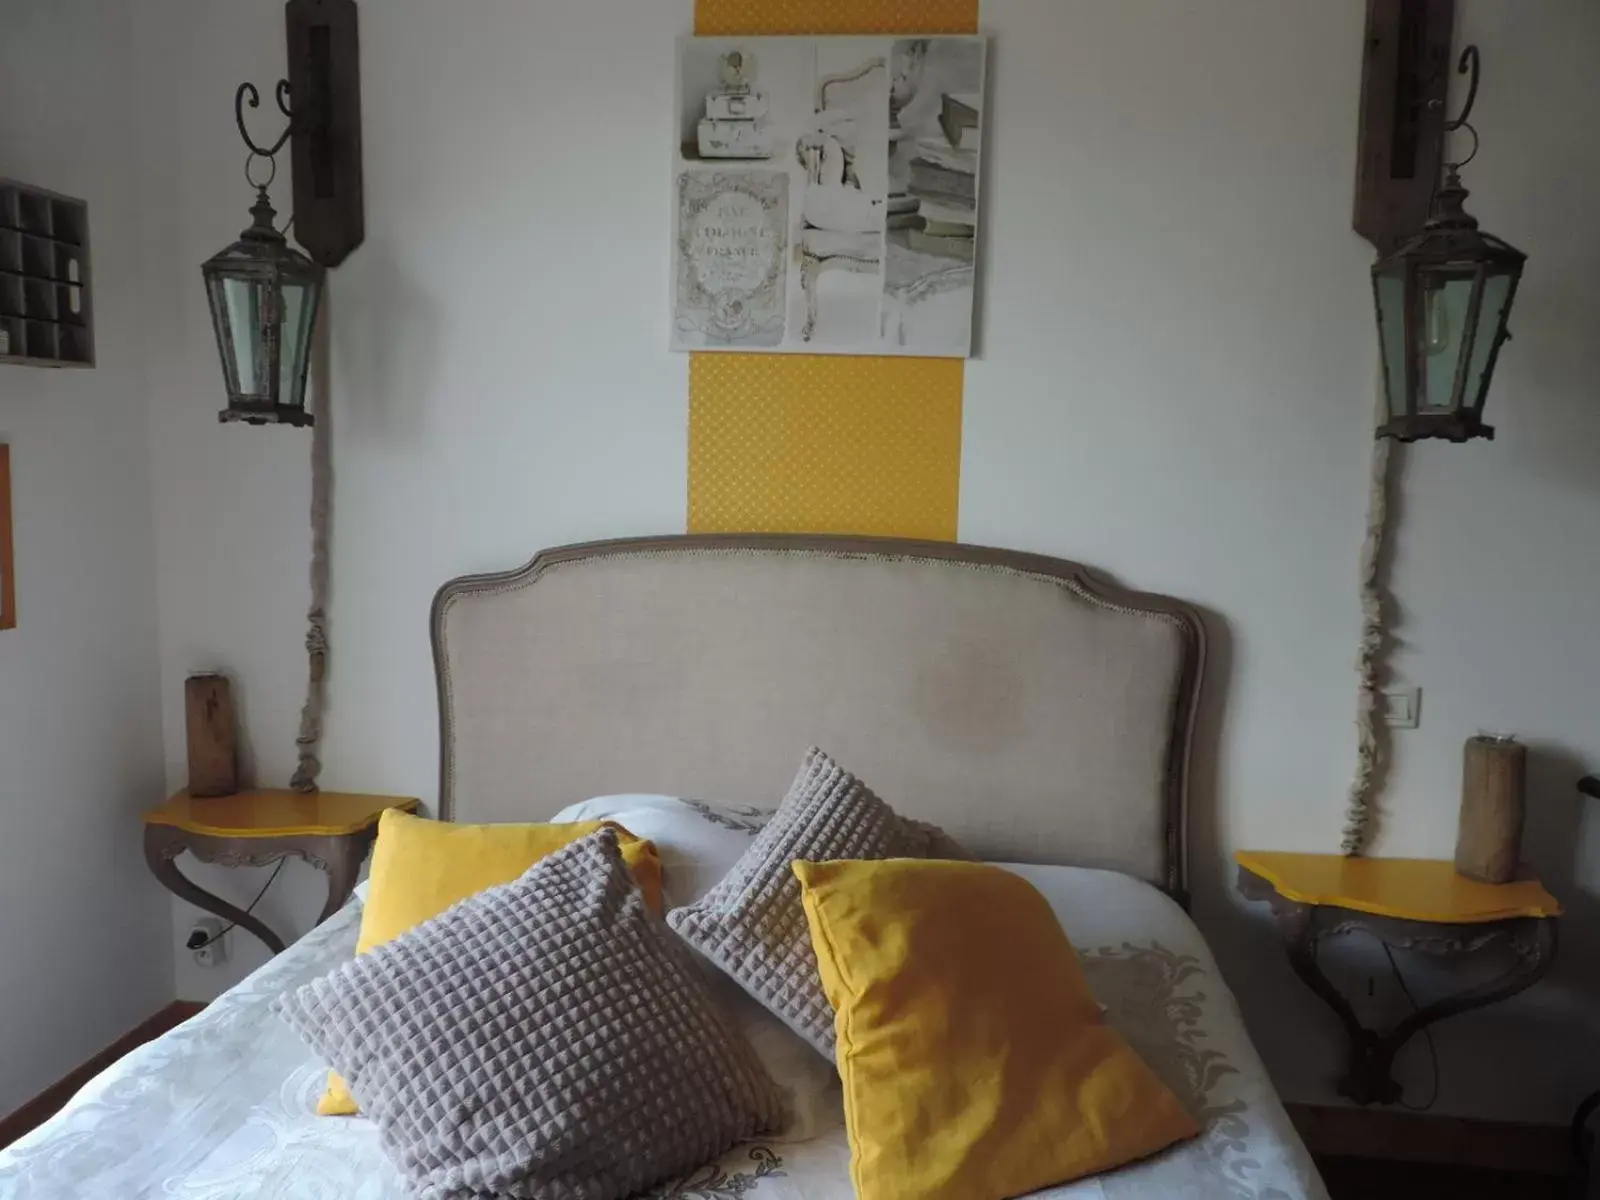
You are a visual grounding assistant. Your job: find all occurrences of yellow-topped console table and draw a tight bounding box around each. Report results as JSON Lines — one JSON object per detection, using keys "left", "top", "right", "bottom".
{"left": 1235, "top": 851, "right": 1562, "bottom": 923}
{"left": 1237, "top": 850, "right": 1561, "bottom": 1107}
{"left": 144, "top": 790, "right": 420, "bottom": 954}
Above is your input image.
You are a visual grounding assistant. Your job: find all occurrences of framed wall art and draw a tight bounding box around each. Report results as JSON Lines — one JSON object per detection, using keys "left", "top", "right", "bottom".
{"left": 0, "top": 444, "right": 14, "bottom": 630}
{"left": 671, "top": 34, "right": 988, "bottom": 358}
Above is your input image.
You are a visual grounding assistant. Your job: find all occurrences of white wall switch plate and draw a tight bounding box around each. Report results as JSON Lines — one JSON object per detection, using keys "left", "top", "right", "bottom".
{"left": 1381, "top": 686, "right": 1421, "bottom": 729}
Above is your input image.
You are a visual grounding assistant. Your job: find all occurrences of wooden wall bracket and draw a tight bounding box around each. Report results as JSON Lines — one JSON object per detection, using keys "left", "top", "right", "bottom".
{"left": 1353, "top": 0, "right": 1456, "bottom": 254}
{"left": 285, "top": 0, "right": 364, "bottom": 267}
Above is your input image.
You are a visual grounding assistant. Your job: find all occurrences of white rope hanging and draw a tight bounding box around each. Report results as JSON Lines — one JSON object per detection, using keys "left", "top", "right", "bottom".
{"left": 1340, "top": 405, "right": 1396, "bottom": 855}
{"left": 289, "top": 299, "right": 332, "bottom": 794}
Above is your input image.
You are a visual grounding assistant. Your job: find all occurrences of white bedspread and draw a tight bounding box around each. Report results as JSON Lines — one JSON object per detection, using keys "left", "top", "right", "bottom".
{"left": 0, "top": 867, "right": 1326, "bottom": 1200}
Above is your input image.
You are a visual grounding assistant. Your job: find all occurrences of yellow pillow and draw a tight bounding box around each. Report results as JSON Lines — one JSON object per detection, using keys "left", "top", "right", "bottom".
{"left": 317, "top": 809, "right": 663, "bottom": 1116}
{"left": 793, "top": 857, "right": 1198, "bottom": 1199}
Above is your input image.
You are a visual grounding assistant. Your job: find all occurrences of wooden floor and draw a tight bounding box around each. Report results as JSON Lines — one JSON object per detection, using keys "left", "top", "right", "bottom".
{"left": 1317, "top": 1156, "right": 1575, "bottom": 1199}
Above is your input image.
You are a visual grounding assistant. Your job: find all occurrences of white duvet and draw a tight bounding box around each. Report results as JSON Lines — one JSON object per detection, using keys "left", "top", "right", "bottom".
{"left": 0, "top": 855, "right": 1325, "bottom": 1200}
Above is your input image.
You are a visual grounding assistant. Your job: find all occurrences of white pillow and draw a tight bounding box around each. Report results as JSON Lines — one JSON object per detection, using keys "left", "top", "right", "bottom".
{"left": 550, "top": 794, "right": 773, "bottom": 909}
{"left": 552, "top": 794, "right": 842, "bottom": 1143}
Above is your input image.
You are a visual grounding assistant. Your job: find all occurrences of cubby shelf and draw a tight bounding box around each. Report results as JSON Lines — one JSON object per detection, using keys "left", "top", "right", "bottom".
{"left": 0, "top": 180, "right": 94, "bottom": 369}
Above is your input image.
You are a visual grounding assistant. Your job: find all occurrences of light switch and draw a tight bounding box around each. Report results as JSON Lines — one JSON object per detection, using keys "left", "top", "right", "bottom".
{"left": 1381, "top": 687, "right": 1421, "bottom": 729}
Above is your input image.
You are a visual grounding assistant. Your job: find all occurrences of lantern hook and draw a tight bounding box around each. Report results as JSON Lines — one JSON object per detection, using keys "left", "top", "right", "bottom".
{"left": 244, "top": 151, "right": 278, "bottom": 193}
{"left": 234, "top": 80, "right": 306, "bottom": 160}
{"left": 1430, "top": 46, "right": 1481, "bottom": 172}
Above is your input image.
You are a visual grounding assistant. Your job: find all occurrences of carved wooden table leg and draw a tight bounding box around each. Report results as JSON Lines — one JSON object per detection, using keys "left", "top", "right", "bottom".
{"left": 144, "top": 826, "right": 381, "bottom": 955}
{"left": 142, "top": 790, "right": 416, "bottom": 957}
{"left": 1275, "top": 900, "right": 1403, "bottom": 1106}
{"left": 143, "top": 825, "right": 288, "bottom": 954}
{"left": 311, "top": 828, "right": 375, "bottom": 925}
{"left": 1238, "top": 865, "right": 1560, "bottom": 1106}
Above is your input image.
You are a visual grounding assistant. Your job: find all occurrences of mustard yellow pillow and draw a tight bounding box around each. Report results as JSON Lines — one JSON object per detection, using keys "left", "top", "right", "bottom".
{"left": 317, "top": 809, "right": 663, "bottom": 1116}
{"left": 793, "top": 858, "right": 1198, "bottom": 1199}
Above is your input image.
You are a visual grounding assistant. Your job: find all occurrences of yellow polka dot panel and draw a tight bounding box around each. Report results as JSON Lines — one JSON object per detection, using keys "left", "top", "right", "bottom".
{"left": 688, "top": 355, "right": 962, "bottom": 539}
{"left": 695, "top": 0, "right": 976, "bottom": 36}
{"left": 689, "top": 0, "right": 974, "bottom": 540}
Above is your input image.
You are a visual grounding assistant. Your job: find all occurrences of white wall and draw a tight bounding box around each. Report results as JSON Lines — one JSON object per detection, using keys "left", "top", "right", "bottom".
{"left": 0, "top": 0, "right": 175, "bottom": 1118}
{"left": 961, "top": 0, "right": 1600, "bottom": 1121}
{"left": 141, "top": 0, "right": 693, "bottom": 995}
{"left": 138, "top": 0, "right": 1600, "bottom": 1123}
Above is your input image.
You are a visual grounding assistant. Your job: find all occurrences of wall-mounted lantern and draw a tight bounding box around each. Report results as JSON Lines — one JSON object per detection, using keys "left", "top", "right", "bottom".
{"left": 201, "top": 0, "right": 363, "bottom": 427}
{"left": 1370, "top": 47, "right": 1526, "bottom": 443}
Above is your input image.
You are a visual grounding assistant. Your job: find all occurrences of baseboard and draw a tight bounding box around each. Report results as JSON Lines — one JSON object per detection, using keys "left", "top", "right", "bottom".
{"left": 0, "top": 1000, "right": 206, "bottom": 1151}
{"left": 1286, "top": 1102, "right": 1572, "bottom": 1176}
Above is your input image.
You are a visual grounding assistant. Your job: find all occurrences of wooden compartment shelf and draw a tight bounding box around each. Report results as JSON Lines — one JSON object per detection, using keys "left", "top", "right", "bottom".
{"left": 0, "top": 180, "right": 93, "bottom": 368}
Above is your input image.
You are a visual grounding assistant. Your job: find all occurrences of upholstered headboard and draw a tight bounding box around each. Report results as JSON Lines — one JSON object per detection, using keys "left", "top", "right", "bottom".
{"left": 431, "top": 535, "right": 1205, "bottom": 896}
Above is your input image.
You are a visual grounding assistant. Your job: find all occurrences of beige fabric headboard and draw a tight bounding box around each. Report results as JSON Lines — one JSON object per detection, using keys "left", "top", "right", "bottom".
{"left": 431, "top": 535, "right": 1204, "bottom": 896}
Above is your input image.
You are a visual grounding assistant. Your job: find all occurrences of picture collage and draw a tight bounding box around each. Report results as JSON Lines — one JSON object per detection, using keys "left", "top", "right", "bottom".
{"left": 672, "top": 35, "right": 987, "bottom": 357}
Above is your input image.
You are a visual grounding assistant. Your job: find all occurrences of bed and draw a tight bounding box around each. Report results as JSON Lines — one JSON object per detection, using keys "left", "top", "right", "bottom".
{"left": 0, "top": 534, "right": 1328, "bottom": 1199}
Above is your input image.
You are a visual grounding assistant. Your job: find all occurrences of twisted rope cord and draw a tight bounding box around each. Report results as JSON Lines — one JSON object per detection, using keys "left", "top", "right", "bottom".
{"left": 289, "top": 301, "right": 331, "bottom": 793}
{"left": 1341, "top": 417, "right": 1395, "bottom": 855}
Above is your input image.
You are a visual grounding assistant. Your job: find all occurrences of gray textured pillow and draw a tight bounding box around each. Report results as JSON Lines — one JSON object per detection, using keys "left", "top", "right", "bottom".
{"left": 667, "top": 747, "right": 968, "bottom": 1059}
{"left": 274, "top": 828, "right": 783, "bottom": 1200}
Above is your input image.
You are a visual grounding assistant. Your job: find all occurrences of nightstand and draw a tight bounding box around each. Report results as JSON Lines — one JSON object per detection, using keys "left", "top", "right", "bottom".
{"left": 1236, "top": 850, "right": 1562, "bottom": 1106}
{"left": 144, "top": 790, "right": 420, "bottom": 954}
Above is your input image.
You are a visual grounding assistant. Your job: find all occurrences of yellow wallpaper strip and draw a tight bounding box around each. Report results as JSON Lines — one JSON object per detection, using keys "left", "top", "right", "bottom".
{"left": 687, "top": 0, "right": 975, "bottom": 540}
{"left": 688, "top": 355, "right": 963, "bottom": 538}
{"left": 695, "top": 0, "right": 976, "bottom": 36}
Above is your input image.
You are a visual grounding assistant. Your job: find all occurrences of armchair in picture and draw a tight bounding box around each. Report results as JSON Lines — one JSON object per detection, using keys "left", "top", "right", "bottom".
{"left": 794, "top": 57, "right": 889, "bottom": 342}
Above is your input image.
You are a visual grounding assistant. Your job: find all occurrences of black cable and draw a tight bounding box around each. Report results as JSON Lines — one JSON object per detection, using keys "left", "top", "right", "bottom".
{"left": 1382, "top": 942, "right": 1440, "bottom": 1112}
{"left": 189, "top": 858, "right": 287, "bottom": 950}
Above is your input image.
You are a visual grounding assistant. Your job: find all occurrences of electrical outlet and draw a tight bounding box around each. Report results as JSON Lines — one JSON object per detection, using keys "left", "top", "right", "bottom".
{"left": 1381, "top": 687, "right": 1421, "bottom": 729}
{"left": 189, "top": 918, "right": 229, "bottom": 968}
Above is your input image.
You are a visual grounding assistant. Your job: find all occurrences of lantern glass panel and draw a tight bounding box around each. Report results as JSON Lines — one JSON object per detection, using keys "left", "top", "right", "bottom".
{"left": 1375, "top": 268, "right": 1410, "bottom": 419}
{"left": 278, "top": 278, "right": 317, "bottom": 412}
{"left": 1419, "top": 268, "right": 1475, "bottom": 412}
{"left": 1462, "top": 271, "right": 1513, "bottom": 412}
{"left": 204, "top": 271, "right": 269, "bottom": 401}
{"left": 230, "top": 276, "right": 268, "bottom": 398}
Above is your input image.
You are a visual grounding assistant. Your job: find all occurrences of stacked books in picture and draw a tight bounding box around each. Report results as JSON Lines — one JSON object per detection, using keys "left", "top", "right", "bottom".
{"left": 697, "top": 69, "right": 774, "bottom": 159}
{"left": 886, "top": 195, "right": 922, "bottom": 230}
{"left": 898, "top": 92, "right": 980, "bottom": 263}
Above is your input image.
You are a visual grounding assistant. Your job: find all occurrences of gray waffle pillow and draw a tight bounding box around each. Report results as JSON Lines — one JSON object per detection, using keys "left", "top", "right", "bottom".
{"left": 667, "top": 747, "right": 969, "bottom": 1059}
{"left": 274, "top": 828, "right": 783, "bottom": 1200}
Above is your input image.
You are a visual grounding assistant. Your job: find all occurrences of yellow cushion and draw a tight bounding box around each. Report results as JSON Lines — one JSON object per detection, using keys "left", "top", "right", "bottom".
{"left": 317, "top": 809, "right": 663, "bottom": 1116}
{"left": 793, "top": 857, "right": 1198, "bottom": 1199}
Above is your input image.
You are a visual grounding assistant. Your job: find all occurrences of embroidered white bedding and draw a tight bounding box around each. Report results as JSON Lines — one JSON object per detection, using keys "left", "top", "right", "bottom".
{"left": 0, "top": 846, "right": 1324, "bottom": 1199}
